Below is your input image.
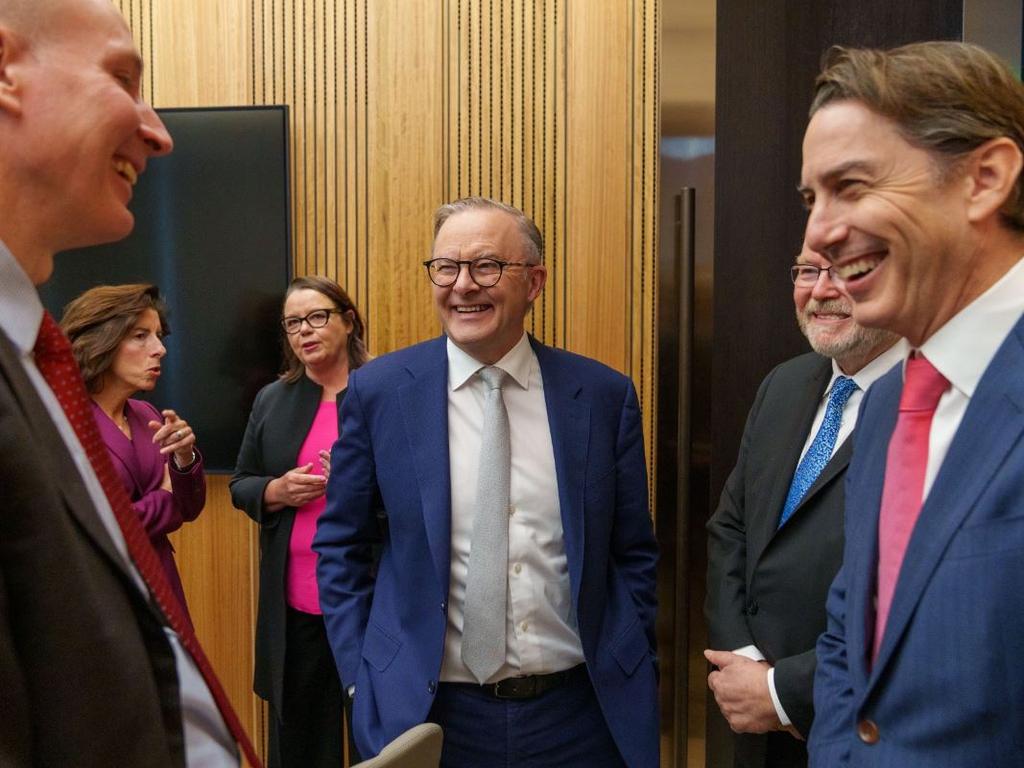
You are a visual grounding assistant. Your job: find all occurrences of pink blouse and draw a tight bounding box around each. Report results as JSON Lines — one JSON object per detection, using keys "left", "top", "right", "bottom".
{"left": 286, "top": 401, "right": 338, "bottom": 613}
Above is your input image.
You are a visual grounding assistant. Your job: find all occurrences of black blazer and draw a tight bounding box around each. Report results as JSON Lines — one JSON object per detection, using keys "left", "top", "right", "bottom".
{"left": 0, "top": 330, "right": 185, "bottom": 767}
{"left": 229, "top": 373, "right": 344, "bottom": 709}
{"left": 705, "top": 353, "right": 849, "bottom": 768}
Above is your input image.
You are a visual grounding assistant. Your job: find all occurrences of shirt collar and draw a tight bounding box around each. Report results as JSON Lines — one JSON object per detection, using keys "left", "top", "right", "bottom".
{"left": 916, "top": 256, "right": 1024, "bottom": 397}
{"left": 447, "top": 332, "right": 533, "bottom": 391}
{"left": 829, "top": 339, "right": 909, "bottom": 397}
{"left": 0, "top": 238, "right": 44, "bottom": 355}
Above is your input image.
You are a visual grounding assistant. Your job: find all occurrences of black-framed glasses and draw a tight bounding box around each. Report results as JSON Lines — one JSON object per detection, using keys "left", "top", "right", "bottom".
{"left": 422, "top": 257, "right": 533, "bottom": 288}
{"left": 281, "top": 308, "right": 341, "bottom": 334}
{"left": 790, "top": 264, "right": 838, "bottom": 286}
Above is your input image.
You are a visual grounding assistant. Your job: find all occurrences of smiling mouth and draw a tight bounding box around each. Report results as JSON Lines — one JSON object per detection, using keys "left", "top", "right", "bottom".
{"left": 835, "top": 253, "right": 885, "bottom": 282}
{"left": 114, "top": 159, "right": 138, "bottom": 185}
{"left": 453, "top": 305, "right": 491, "bottom": 314}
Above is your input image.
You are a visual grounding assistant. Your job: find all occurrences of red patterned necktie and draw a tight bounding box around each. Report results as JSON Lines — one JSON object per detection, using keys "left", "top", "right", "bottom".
{"left": 33, "top": 310, "right": 262, "bottom": 768}
{"left": 873, "top": 353, "right": 950, "bottom": 661}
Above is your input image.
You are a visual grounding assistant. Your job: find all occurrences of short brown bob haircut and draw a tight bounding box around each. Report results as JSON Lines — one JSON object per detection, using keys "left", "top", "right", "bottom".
{"left": 60, "top": 284, "right": 169, "bottom": 394}
{"left": 280, "top": 275, "right": 369, "bottom": 383}
{"left": 810, "top": 41, "right": 1024, "bottom": 231}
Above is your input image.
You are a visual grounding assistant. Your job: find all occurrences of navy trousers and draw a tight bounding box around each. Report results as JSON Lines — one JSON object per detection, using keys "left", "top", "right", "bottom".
{"left": 428, "top": 667, "right": 626, "bottom": 768}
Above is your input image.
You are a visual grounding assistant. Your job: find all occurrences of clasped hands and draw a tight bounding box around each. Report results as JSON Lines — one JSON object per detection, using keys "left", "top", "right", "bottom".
{"left": 704, "top": 649, "right": 802, "bottom": 740}
{"left": 264, "top": 449, "right": 333, "bottom": 510}
{"left": 148, "top": 409, "right": 196, "bottom": 470}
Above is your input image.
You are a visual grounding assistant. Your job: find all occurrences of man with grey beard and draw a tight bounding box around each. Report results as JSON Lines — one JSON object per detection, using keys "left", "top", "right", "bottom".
{"left": 703, "top": 245, "right": 901, "bottom": 768}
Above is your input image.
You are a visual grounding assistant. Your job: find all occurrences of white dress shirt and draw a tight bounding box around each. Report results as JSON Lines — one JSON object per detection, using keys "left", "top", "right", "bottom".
{"left": 440, "top": 333, "right": 586, "bottom": 683}
{"left": 736, "top": 340, "right": 906, "bottom": 727}
{"left": 0, "top": 242, "right": 237, "bottom": 767}
{"left": 916, "top": 256, "right": 1024, "bottom": 499}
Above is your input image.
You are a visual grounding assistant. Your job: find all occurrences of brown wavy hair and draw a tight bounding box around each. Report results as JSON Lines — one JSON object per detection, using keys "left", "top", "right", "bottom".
{"left": 60, "top": 284, "right": 169, "bottom": 394}
{"left": 280, "top": 276, "right": 369, "bottom": 383}
{"left": 811, "top": 41, "right": 1024, "bottom": 231}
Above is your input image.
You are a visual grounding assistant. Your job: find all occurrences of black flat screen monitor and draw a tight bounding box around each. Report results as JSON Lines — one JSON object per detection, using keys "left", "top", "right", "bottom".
{"left": 41, "top": 105, "right": 292, "bottom": 473}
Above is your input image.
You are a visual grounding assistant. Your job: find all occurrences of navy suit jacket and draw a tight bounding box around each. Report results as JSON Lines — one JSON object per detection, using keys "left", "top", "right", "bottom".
{"left": 810, "top": 315, "right": 1024, "bottom": 766}
{"left": 314, "top": 335, "right": 659, "bottom": 766}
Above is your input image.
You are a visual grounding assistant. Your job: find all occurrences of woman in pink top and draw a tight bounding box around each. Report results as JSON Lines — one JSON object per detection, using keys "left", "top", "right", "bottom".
{"left": 60, "top": 284, "right": 205, "bottom": 625}
{"left": 231, "top": 276, "right": 369, "bottom": 767}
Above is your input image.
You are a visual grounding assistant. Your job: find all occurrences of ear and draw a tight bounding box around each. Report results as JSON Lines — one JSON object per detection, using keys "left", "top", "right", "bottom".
{"left": 525, "top": 263, "right": 547, "bottom": 303}
{"left": 964, "top": 136, "right": 1024, "bottom": 225}
{"left": 0, "top": 26, "right": 25, "bottom": 118}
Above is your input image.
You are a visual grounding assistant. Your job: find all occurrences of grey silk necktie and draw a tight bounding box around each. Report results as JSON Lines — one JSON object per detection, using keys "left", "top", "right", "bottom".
{"left": 461, "top": 365, "right": 511, "bottom": 684}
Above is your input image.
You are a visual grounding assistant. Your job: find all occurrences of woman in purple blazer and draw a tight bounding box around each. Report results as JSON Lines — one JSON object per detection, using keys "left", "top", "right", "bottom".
{"left": 61, "top": 284, "right": 205, "bottom": 623}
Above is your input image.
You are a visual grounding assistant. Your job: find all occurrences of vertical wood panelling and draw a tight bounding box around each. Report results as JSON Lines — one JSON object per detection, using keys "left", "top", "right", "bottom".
{"left": 116, "top": 1, "right": 658, "bottom": 763}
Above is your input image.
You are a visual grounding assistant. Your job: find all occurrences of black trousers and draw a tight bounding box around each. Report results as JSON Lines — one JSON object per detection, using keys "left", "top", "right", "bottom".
{"left": 268, "top": 607, "right": 360, "bottom": 768}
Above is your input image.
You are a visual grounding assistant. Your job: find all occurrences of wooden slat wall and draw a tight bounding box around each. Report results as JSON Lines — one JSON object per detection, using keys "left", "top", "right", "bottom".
{"left": 116, "top": 1, "right": 658, "bottom": 761}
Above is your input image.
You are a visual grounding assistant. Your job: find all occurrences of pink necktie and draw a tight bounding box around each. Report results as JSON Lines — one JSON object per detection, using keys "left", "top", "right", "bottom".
{"left": 34, "top": 311, "right": 262, "bottom": 768}
{"left": 873, "top": 354, "right": 950, "bottom": 661}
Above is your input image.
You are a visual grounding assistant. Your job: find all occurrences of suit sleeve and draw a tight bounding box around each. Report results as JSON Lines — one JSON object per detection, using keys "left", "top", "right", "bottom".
{"left": 314, "top": 370, "right": 380, "bottom": 685}
{"left": 229, "top": 386, "right": 279, "bottom": 527}
{"left": 611, "top": 379, "right": 659, "bottom": 648}
{"left": 808, "top": 561, "right": 854, "bottom": 766}
{"left": 705, "top": 368, "right": 774, "bottom": 651}
{"left": 772, "top": 648, "right": 816, "bottom": 736}
{"left": 131, "top": 405, "right": 206, "bottom": 537}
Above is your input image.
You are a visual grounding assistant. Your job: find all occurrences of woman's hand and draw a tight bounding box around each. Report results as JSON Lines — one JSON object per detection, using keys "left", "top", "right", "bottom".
{"left": 263, "top": 463, "right": 327, "bottom": 510}
{"left": 318, "top": 449, "right": 332, "bottom": 481}
{"left": 149, "top": 409, "right": 197, "bottom": 469}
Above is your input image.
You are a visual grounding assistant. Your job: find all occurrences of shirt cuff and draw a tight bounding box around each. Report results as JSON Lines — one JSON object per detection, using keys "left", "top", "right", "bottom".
{"left": 766, "top": 667, "right": 792, "bottom": 726}
{"left": 731, "top": 644, "right": 766, "bottom": 662}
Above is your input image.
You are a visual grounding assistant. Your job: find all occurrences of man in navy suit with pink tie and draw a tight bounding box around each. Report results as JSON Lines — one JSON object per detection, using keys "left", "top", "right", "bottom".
{"left": 800, "top": 42, "right": 1024, "bottom": 766}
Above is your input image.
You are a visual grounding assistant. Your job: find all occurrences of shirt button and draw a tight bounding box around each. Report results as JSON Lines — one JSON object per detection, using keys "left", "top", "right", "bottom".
{"left": 427, "top": 680, "right": 437, "bottom": 695}
{"left": 513, "top": 563, "right": 522, "bottom": 575}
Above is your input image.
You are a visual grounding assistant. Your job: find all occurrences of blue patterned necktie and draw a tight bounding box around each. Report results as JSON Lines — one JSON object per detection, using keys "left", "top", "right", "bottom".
{"left": 778, "top": 375, "right": 858, "bottom": 527}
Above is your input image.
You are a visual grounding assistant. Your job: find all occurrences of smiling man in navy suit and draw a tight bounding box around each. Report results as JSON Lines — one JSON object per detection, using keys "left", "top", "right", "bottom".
{"left": 315, "top": 197, "right": 659, "bottom": 767}
{"left": 800, "top": 42, "right": 1024, "bottom": 766}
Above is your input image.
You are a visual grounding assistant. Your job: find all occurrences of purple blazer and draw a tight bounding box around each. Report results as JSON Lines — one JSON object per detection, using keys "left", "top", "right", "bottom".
{"left": 91, "top": 399, "right": 206, "bottom": 619}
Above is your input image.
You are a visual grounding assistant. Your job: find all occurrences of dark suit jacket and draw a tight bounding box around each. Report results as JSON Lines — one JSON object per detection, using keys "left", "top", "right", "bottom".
{"left": 811, "top": 315, "right": 1024, "bottom": 767}
{"left": 0, "top": 329, "right": 185, "bottom": 766}
{"left": 314, "top": 335, "right": 659, "bottom": 767}
{"left": 706, "top": 353, "right": 849, "bottom": 768}
{"left": 229, "top": 373, "right": 345, "bottom": 709}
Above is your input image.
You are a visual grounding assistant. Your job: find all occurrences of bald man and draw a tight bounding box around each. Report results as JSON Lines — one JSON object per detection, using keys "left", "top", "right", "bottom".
{"left": 0, "top": 2, "right": 238, "bottom": 766}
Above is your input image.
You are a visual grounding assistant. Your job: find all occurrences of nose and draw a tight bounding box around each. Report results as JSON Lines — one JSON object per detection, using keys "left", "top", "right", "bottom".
{"left": 810, "top": 268, "right": 841, "bottom": 300}
{"left": 452, "top": 262, "right": 481, "bottom": 293}
{"left": 153, "top": 337, "right": 166, "bottom": 357}
{"left": 804, "top": 202, "right": 847, "bottom": 261}
{"left": 138, "top": 103, "right": 173, "bottom": 157}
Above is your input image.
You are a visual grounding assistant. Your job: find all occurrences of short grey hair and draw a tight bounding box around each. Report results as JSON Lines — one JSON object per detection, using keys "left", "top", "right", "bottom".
{"left": 432, "top": 197, "right": 544, "bottom": 264}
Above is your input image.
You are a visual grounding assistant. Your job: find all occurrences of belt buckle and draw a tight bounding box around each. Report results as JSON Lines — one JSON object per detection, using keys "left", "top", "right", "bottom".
{"left": 494, "top": 676, "right": 535, "bottom": 699}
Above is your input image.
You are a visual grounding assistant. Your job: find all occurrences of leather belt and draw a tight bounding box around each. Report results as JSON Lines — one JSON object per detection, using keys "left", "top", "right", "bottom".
{"left": 456, "top": 664, "right": 587, "bottom": 700}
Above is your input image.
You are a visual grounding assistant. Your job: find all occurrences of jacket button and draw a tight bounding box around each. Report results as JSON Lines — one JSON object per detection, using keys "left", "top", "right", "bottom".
{"left": 746, "top": 600, "right": 758, "bottom": 616}
{"left": 427, "top": 680, "right": 437, "bottom": 695}
{"left": 440, "top": 601, "right": 447, "bottom": 613}
{"left": 857, "top": 719, "right": 880, "bottom": 744}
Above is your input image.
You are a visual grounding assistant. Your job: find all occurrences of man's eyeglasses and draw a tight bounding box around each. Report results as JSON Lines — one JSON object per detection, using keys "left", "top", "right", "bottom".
{"left": 281, "top": 309, "right": 342, "bottom": 334}
{"left": 423, "top": 257, "right": 533, "bottom": 288}
{"left": 790, "top": 264, "right": 838, "bottom": 286}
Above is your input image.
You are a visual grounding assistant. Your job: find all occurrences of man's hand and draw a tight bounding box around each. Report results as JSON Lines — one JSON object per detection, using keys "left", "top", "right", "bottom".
{"left": 705, "top": 649, "right": 783, "bottom": 735}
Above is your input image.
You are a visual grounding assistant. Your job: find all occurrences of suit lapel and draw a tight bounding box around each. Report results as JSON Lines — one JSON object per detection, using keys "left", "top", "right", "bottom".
{"left": 749, "top": 359, "right": 831, "bottom": 563}
{"left": 399, "top": 338, "right": 453, "bottom": 597}
{"left": 532, "top": 338, "right": 589, "bottom": 608}
{"left": 869, "top": 325, "right": 1024, "bottom": 686}
{"left": 0, "top": 331, "right": 134, "bottom": 579}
